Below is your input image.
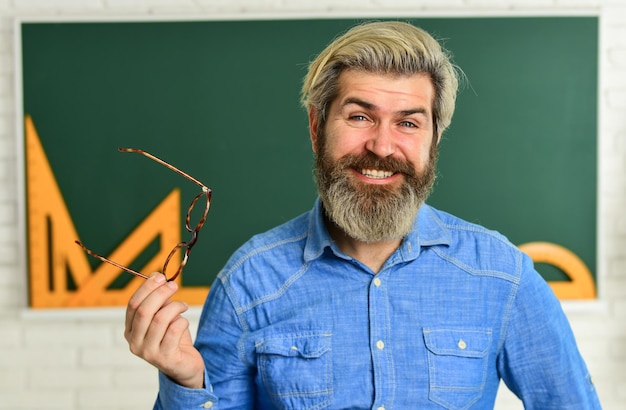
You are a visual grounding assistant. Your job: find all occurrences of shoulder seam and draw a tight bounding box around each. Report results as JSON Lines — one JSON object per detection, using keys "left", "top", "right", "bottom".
{"left": 219, "top": 231, "right": 308, "bottom": 282}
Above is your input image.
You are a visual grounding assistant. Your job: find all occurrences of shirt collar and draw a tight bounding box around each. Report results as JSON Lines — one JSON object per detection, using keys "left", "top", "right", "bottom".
{"left": 303, "top": 198, "right": 339, "bottom": 263}
{"left": 390, "top": 203, "right": 452, "bottom": 263}
{"left": 303, "top": 198, "right": 451, "bottom": 264}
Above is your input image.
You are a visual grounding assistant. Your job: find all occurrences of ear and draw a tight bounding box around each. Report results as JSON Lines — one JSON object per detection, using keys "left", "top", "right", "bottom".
{"left": 308, "top": 107, "right": 320, "bottom": 153}
{"left": 433, "top": 119, "right": 442, "bottom": 146}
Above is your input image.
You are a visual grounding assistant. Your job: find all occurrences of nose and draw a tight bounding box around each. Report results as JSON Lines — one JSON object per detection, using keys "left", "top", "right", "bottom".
{"left": 365, "top": 125, "right": 395, "bottom": 158}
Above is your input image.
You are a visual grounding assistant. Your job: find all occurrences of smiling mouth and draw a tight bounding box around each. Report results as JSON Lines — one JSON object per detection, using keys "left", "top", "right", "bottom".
{"left": 360, "top": 168, "right": 395, "bottom": 179}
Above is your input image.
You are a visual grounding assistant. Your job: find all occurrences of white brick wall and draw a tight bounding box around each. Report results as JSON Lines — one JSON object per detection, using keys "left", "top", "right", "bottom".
{"left": 0, "top": 0, "right": 624, "bottom": 409}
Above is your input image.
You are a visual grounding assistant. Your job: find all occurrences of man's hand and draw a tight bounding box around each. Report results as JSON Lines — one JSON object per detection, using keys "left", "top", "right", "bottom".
{"left": 124, "top": 273, "right": 205, "bottom": 389}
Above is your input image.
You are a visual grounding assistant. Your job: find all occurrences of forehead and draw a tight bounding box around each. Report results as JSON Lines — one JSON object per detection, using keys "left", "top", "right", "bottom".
{"left": 335, "top": 70, "right": 435, "bottom": 110}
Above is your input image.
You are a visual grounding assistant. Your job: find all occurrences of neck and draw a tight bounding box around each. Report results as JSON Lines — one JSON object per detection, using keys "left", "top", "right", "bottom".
{"left": 326, "top": 218, "right": 402, "bottom": 274}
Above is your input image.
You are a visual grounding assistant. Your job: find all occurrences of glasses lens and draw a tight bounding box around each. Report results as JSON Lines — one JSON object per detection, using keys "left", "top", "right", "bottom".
{"left": 162, "top": 242, "right": 187, "bottom": 281}
{"left": 186, "top": 191, "right": 211, "bottom": 233}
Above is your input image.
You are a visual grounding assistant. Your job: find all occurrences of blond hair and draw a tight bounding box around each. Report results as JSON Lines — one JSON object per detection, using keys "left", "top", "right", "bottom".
{"left": 301, "top": 21, "right": 459, "bottom": 137}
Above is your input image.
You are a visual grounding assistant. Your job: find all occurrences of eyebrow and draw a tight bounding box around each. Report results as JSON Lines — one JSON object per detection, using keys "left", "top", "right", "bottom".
{"left": 342, "top": 97, "right": 429, "bottom": 117}
{"left": 343, "top": 97, "right": 375, "bottom": 110}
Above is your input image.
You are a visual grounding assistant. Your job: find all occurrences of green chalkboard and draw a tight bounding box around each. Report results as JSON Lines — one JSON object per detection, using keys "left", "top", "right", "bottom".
{"left": 21, "top": 17, "right": 598, "bottom": 288}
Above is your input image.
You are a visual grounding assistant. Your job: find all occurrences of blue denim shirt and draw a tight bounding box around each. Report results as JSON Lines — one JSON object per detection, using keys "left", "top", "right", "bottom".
{"left": 156, "top": 199, "right": 601, "bottom": 409}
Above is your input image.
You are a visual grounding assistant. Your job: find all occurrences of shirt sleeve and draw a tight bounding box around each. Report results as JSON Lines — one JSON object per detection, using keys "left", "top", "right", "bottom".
{"left": 198, "top": 277, "right": 257, "bottom": 407}
{"left": 153, "top": 276, "right": 256, "bottom": 409}
{"left": 154, "top": 369, "right": 218, "bottom": 409}
{"left": 498, "top": 254, "right": 602, "bottom": 409}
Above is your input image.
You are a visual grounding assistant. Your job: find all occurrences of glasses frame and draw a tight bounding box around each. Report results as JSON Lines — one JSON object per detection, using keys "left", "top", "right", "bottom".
{"left": 75, "top": 147, "right": 212, "bottom": 282}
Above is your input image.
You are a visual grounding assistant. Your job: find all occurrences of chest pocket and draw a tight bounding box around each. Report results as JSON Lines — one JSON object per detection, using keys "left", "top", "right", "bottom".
{"left": 255, "top": 332, "right": 333, "bottom": 410}
{"left": 423, "top": 328, "right": 492, "bottom": 410}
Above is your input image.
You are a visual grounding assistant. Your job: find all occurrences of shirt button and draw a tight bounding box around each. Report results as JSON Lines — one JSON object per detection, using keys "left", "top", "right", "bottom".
{"left": 377, "top": 406, "right": 385, "bottom": 410}
{"left": 202, "top": 401, "right": 214, "bottom": 408}
{"left": 458, "top": 339, "right": 467, "bottom": 350}
{"left": 373, "top": 277, "right": 381, "bottom": 287}
{"left": 376, "top": 340, "right": 385, "bottom": 350}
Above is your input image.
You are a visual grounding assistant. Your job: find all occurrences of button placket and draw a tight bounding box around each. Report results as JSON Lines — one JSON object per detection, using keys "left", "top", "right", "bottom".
{"left": 369, "top": 272, "right": 395, "bottom": 407}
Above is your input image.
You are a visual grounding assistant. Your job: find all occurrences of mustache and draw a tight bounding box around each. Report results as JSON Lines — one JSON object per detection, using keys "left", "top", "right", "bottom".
{"left": 335, "top": 152, "right": 417, "bottom": 178}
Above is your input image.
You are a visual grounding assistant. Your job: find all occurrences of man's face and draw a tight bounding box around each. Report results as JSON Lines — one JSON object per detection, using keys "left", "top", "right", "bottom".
{"left": 311, "top": 70, "right": 438, "bottom": 243}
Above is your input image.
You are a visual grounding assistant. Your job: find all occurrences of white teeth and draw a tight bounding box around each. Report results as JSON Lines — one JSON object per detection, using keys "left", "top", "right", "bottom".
{"left": 361, "top": 168, "right": 393, "bottom": 179}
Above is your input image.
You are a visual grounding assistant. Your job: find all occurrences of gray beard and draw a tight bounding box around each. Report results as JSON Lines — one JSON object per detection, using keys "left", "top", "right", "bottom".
{"left": 314, "top": 149, "right": 437, "bottom": 243}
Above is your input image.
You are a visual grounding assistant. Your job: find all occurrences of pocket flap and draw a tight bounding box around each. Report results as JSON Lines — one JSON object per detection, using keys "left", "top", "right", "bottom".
{"left": 255, "top": 333, "right": 332, "bottom": 359}
{"left": 423, "top": 328, "right": 491, "bottom": 358}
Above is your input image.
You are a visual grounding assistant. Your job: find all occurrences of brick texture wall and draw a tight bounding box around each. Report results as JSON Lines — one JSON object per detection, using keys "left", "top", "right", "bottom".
{"left": 0, "top": 1, "right": 624, "bottom": 409}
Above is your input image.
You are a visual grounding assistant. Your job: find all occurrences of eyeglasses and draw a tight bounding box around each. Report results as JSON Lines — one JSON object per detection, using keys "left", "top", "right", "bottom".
{"left": 75, "top": 148, "right": 212, "bottom": 282}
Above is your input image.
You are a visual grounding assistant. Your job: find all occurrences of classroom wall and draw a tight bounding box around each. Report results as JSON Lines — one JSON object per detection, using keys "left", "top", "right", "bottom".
{"left": 0, "top": 0, "right": 624, "bottom": 409}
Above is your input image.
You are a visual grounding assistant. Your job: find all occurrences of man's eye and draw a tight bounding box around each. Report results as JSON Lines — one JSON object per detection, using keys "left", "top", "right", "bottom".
{"left": 400, "top": 120, "right": 417, "bottom": 128}
{"left": 350, "top": 115, "right": 368, "bottom": 121}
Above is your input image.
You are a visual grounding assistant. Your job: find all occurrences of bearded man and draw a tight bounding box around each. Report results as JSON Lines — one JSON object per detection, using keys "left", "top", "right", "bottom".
{"left": 124, "top": 21, "right": 601, "bottom": 410}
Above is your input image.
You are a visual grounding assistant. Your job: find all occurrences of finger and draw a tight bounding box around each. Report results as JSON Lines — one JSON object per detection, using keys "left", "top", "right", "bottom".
{"left": 160, "top": 308, "right": 191, "bottom": 355}
{"left": 125, "top": 273, "right": 167, "bottom": 333}
{"left": 139, "top": 300, "right": 189, "bottom": 363}
{"left": 126, "top": 279, "right": 179, "bottom": 349}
